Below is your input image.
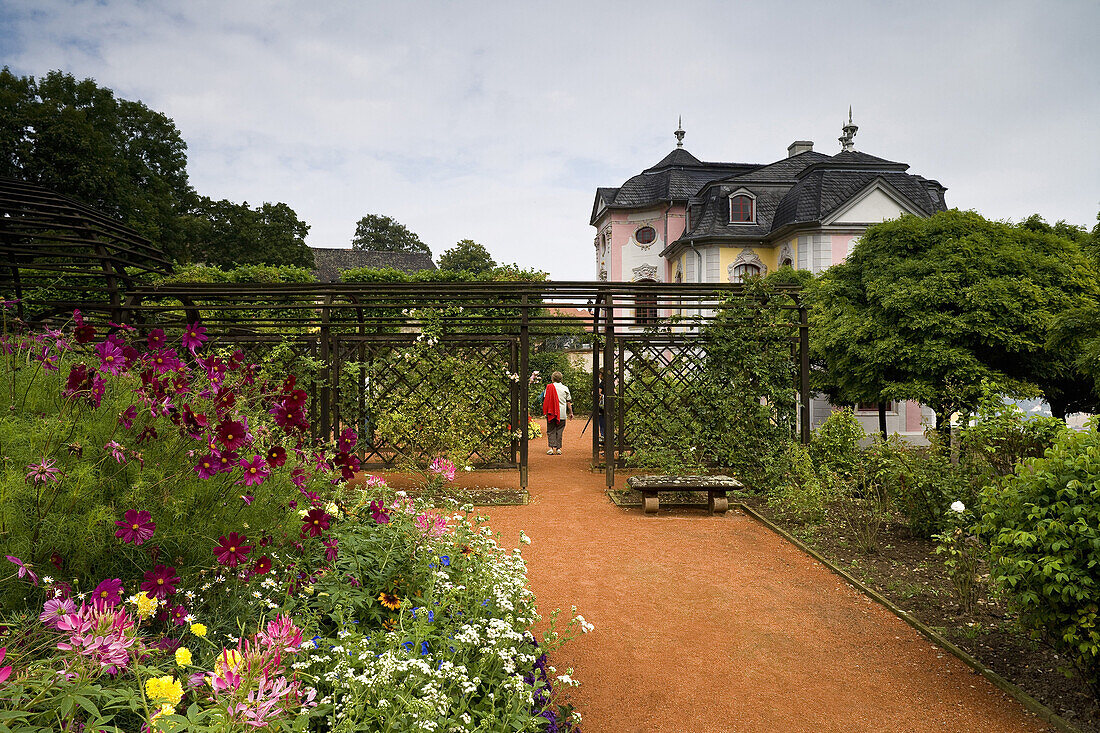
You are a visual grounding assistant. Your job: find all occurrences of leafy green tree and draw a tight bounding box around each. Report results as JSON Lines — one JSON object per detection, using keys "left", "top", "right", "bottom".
{"left": 186, "top": 197, "right": 313, "bottom": 268}
{"left": 0, "top": 67, "right": 195, "bottom": 259}
{"left": 809, "top": 210, "right": 1097, "bottom": 428}
{"left": 438, "top": 239, "right": 496, "bottom": 274}
{"left": 351, "top": 214, "right": 430, "bottom": 254}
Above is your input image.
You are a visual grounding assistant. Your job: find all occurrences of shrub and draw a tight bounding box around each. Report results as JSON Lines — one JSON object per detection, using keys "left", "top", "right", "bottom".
{"left": 809, "top": 408, "right": 865, "bottom": 480}
{"left": 870, "top": 435, "right": 968, "bottom": 538}
{"left": 961, "top": 391, "right": 1067, "bottom": 479}
{"left": 768, "top": 442, "right": 835, "bottom": 524}
{"left": 980, "top": 425, "right": 1100, "bottom": 699}
{"left": 933, "top": 501, "right": 984, "bottom": 613}
{"left": 832, "top": 445, "right": 893, "bottom": 553}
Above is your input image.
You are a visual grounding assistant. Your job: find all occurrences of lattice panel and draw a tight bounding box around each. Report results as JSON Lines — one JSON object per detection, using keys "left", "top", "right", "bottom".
{"left": 332, "top": 337, "right": 518, "bottom": 468}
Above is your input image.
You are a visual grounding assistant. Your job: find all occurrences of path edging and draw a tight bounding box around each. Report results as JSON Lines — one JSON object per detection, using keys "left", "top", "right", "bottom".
{"left": 736, "top": 502, "right": 1083, "bottom": 733}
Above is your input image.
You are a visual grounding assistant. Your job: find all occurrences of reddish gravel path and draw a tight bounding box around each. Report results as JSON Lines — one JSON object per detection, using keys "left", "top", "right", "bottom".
{"left": 438, "top": 428, "right": 1051, "bottom": 732}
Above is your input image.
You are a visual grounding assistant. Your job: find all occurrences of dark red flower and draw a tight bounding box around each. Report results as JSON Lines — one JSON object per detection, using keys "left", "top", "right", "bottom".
{"left": 141, "top": 565, "right": 179, "bottom": 598}
{"left": 216, "top": 420, "right": 247, "bottom": 451}
{"left": 49, "top": 553, "right": 64, "bottom": 570}
{"left": 168, "top": 603, "right": 189, "bottom": 626}
{"left": 300, "top": 509, "right": 330, "bottom": 538}
{"left": 251, "top": 556, "right": 272, "bottom": 575}
{"left": 323, "top": 538, "right": 338, "bottom": 562}
{"left": 266, "top": 446, "right": 287, "bottom": 467}
{"left": 216, "top": 450, "right": 239, "bottom": 473}
{"left": 74, "top": 323, "right": 97, "bottom": 344}
{"left": 213, "top": 390, "right": 236, "bottom": 414}
{"left": 136, "top": 426, "right": 158, "bottom": 445}
{"left": 194, "top": 453, "right": 219, "bottom": 479}
{"left": 92, "top": 578, "right": 124, "bottom": 606}
{"left": 213, "top": 532, "right": 252, "bottom": 568}
{"left": 119, "top": 405, "right": 138, "bottom": 429}
{"left": 147, "top": 328, "right": 166, "bottom": 349}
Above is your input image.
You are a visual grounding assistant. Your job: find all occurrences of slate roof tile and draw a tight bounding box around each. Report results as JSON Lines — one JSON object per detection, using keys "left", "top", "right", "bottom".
{"left": 310, "top": 248, "right": 437, "bottom": 282}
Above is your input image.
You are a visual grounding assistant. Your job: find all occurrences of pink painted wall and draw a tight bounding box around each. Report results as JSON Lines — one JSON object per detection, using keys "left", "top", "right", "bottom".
{"left": 832, "top": 234, "right": 854, "bottom": 265}
{"left": 905, "top": 400, "right": 923, "bottom": 432}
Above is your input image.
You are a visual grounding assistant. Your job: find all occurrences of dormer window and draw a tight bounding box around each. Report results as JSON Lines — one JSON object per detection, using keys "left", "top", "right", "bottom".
{"left": 729, "top": 193, "right": 755, "bottom": 224}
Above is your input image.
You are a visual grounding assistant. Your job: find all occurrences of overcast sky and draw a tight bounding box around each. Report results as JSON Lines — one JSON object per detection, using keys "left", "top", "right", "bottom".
{"left": 2, "top": 0, "right": 1097, "bottom": 280}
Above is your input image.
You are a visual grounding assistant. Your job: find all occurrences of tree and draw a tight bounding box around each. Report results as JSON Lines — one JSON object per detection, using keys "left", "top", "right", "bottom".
{"left": 184, "top": 198, "right": 313, "bottom": 269}
{"left": 350, "top": 214, "right": 430, "bottom": 254}
{"left": 438, "top": 239, "right": 496, "bottom": 274}
{"left": 0, "top": 68, "right": 195, "bottom": 259}
{"left": 809, "top": 210, "right": 1097, "bottom": 429}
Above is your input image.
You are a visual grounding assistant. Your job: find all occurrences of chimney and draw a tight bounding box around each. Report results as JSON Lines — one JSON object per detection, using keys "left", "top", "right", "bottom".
{"left": 787, "top": 141, "right": 814, "bottom": 157}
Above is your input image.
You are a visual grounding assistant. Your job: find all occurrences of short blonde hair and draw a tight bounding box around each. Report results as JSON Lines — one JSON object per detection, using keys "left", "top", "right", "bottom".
{"left": 551, "top": 371, "right": 563, "bottom": 382}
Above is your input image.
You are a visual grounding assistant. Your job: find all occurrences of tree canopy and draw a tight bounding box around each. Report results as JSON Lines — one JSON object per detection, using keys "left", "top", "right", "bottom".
{"left": 182, "top": 198, "right": 313, "bottom": 269}
{"left": 0, "top": 67, "right": 194, "bottom": 259}
{"left": 0, "top": 67, "right": 313, "bottom": 269}
{"left": 808, "top": 210, "right": 1098, "bottom": 425}
{"left": 437, "top": 239, "right": 496, "bottom": 274}
{"left": 350, "top": 214, "right": 430, "bottom": 255}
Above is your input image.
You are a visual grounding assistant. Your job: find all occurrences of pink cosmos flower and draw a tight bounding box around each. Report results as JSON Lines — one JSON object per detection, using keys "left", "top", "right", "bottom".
{"left": 104, "top": 441, "right": 127, "bottom": 464}
{"left": 140, "top": 565, "right": 179, "bottom": 598}
{"left": 217, "top": 419, "right": 247, "bottom": 451}
{"left": 91, "top": 578, "right": 124, "bottom": 606}
{"left": 323, "top": 538, "right": 338, "bottom": 562}
{"left": 0, "top": 648, "right": 10, "bottom": 684}
{"left": 146, "top": 328, "right": 166, "bottom": 349}
{"left": 182, "top": 322, "right": 208, "bottom": 352}
{"left": 6, "top": 556, "right": 38, "bottom": 586}
{"left": 95, "top": 340, "right": 126, "bottom": 376}
{"left": 214, "top": 533, "right": 253, "bottom": 568}
{"left": 147, "top": 348, "right": 182, "bottom": 375}
{"left": 237, "top": 455, "right": 270, "bottom": 487}
{"left": 119, "top": 405, "right": 138, "bottom": 429}
{"left": 114, "top": 510, "right": 155, "bottom": 545}
{"left": 300, "top": 509, "right": 330, "bottom": 538}
{"left": 25, "top": 459, "right": 61, "bottom": 486}
{"left": 40, "top": 597, "right": 77, "bottom": 629}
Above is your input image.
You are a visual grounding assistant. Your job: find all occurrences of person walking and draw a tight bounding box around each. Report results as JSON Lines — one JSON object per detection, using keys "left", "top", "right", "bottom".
{"left": 542, "top": 371, "right": 573, "bottom": 454}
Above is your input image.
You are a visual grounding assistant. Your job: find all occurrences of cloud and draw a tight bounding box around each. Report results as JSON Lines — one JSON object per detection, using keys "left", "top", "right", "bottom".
{"left": 4, "top": 0, "right": 1099, "bottom": 278}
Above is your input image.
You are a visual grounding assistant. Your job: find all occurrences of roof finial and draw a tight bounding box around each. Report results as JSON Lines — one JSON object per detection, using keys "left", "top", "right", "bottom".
{"left": 674, "top": 116, "right": 686, "bottom": 148}
{"left": 839, "top": 107, "right": 858, "bottom": 152}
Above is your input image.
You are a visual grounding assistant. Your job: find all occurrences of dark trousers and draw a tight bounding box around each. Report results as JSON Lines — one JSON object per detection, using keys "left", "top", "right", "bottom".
{"left": 547, "top": 418, "right": 566, "bottom": 449}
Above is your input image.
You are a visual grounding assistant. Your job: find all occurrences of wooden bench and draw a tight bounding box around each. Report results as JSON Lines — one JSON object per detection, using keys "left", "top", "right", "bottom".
{"left": 626, "top": 475, "right": 742, "bottom": 515}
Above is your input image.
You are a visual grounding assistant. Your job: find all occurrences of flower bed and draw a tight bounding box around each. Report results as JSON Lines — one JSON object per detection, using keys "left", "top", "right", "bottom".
{"left": 0, "top": 310, "right": 584, "bottom": 731}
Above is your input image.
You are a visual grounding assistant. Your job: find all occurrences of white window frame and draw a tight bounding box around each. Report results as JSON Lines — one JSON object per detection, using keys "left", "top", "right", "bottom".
{"left": 728, "top": 189, "right": 756, "bottom": 225}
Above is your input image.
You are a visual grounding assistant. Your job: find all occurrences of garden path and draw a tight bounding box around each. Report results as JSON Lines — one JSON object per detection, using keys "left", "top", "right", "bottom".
{"left": 451, "top": 428, "right": 1051, "bottom": 733}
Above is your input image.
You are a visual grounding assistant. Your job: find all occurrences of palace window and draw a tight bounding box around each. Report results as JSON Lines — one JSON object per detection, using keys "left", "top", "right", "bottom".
{"left": 634, "top": 279, "right": 658, "bottom": 326}
{"left": 732, "top": 263, "right": 762, "bottom": 281}
{"left": 634, "top": 226, "right": 657, "bottom": 244}
{"left": 729, "top": 194, "right": 754, "bottom": 223}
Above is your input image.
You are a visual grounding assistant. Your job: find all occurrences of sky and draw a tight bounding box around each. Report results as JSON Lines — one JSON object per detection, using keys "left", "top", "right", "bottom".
{"left": 1, "top": 0, "right": 1098, "bottom": 280}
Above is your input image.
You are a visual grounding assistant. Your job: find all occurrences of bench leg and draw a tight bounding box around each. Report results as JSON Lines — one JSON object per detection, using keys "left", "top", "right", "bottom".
{"left": 643, "top": 494, "right": 659, "bottom": 514}
{"left": 709, "top": 492, "right": 728, "bottom": 514}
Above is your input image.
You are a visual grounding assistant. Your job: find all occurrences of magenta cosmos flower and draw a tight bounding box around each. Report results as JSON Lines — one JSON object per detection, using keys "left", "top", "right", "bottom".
{"left": 146, "top": 328, "right": 166, "bottom": 349}
{"left": 213, "top": 532, "right": 253, "bottom": 568}
{"left": 147, "top": 348, "right": 182, "bottom": 375}
{"left": 95, "top": 340, "right": 126, "bottom": 376}
{"left": 91, "top": 578, "right": 124, "bottom": 606}
{"left": 6, "top": 555, "right": 38, "bottom": 585}
{"left": 119, "top": 405, "right": 138, "bottom": 429}
{"left": 237, "top": 455, "right": 270, "bottom": 487}
{"left": 25, "top": 459, "right": 61, "bottom": 486}
{"left": 40, "top": 597, "right": 77, "bottom": 629}
{"left": 265, "top": 445, "right": 287, "bottom": 467}
{"left": 140, "top": 565, "right": 179, "bottom": 598}
{"left": 216, "top": 419, "right": 247, "bottom": 451}
{"left": 181, "top": 322, "right": 207, "bottom": 352}
{"left": 114, "top": 509, "right": 155, "bottom": 545}
{"left": 194, "top": 452, "right": 219, "bottom": 479}
{"left": 300, "top": 509, "right": 330, "bottom": 538}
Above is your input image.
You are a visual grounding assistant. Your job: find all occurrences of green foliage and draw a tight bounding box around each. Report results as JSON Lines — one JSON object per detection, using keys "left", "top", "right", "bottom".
{"left": 155, "top": 263, "right": 318, "bottom": 285}
{"left": 960, "top": 389, "right": 1068, "bottom": 479}
{"left": 350, "top": 214, "right": 430, "bottom": 255}
{"left": 980, "top": 425, "right": 1100, "bottom": 698}
{"left": 626, "top": 285, "right": 797, "bottom": 487}
{"left": 768, "top": 442, "right": 834, "bottom": 524}
{"left": 437, "top": 239, "right": 496, "bottom": 275}
{"left": 808, "top": 408, "right": 865, "bottom": 480}
{"left": 529, "top": 351, "right": 592, "bottom": 416}
{"left": 340, "top": 264, "right": 547, "bottom": 284}
{"left": 933, "top": 504, "right": 984, "bottom": 613}
{"left": 874, "top": 435, "right": 967, "bottom": 539}
{"left": 809, "top": 210, "right": 1098, "bottom": 427}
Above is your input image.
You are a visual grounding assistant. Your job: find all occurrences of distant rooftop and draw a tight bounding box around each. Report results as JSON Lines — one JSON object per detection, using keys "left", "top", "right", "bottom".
{"left": 309, "top": 247, "right": 437, "bottom": 282}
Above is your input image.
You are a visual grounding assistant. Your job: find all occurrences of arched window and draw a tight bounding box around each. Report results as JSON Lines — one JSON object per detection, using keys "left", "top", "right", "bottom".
{"left": 729, "top": 194, "right": 754, "bottom": 223}
{"left": 732, "top": 263, "right": 761, "bottom": 281}
{"left": 634, "top": 278, "right": 658, "bottom": 326}
{"left": 780, "top": 257, "right": 793, "bottom": 267}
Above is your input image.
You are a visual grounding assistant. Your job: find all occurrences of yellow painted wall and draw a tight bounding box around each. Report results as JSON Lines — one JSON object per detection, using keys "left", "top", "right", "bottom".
{"left": 718, "top": 244, "right": 779, "bottom": 280}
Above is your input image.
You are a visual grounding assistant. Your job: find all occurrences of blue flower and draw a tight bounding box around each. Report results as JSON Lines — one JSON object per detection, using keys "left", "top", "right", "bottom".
{"left": 428, "top": 610, "right": 435, "bottom": 623}
{"left": 402, "top": 641, "right": 413, "bottom": 651}
{"left": 440, "top": 555, "right": 450, "bottom": 566}
{"left": 420, "top": 641, "right": 430, "bottom": 655}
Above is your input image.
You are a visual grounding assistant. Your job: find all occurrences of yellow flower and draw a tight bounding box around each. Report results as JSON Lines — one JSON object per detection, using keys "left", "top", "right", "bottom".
{"left": 145, "top": 675, "right": 183, "bottom": 706}
{"left": 134, "top": 592, "right": 159, "bottom": 620}
{"left": 190, "top": 622, "right": 207, "bottom": 637}
{"left": 174, "top": 647, "right": 192, "bottom": 666}
{"left": 150, "top": 702, "right": 175, "bottom": 723}
{"left": 378, "top": 592, "right": 401, "bottom": 611}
